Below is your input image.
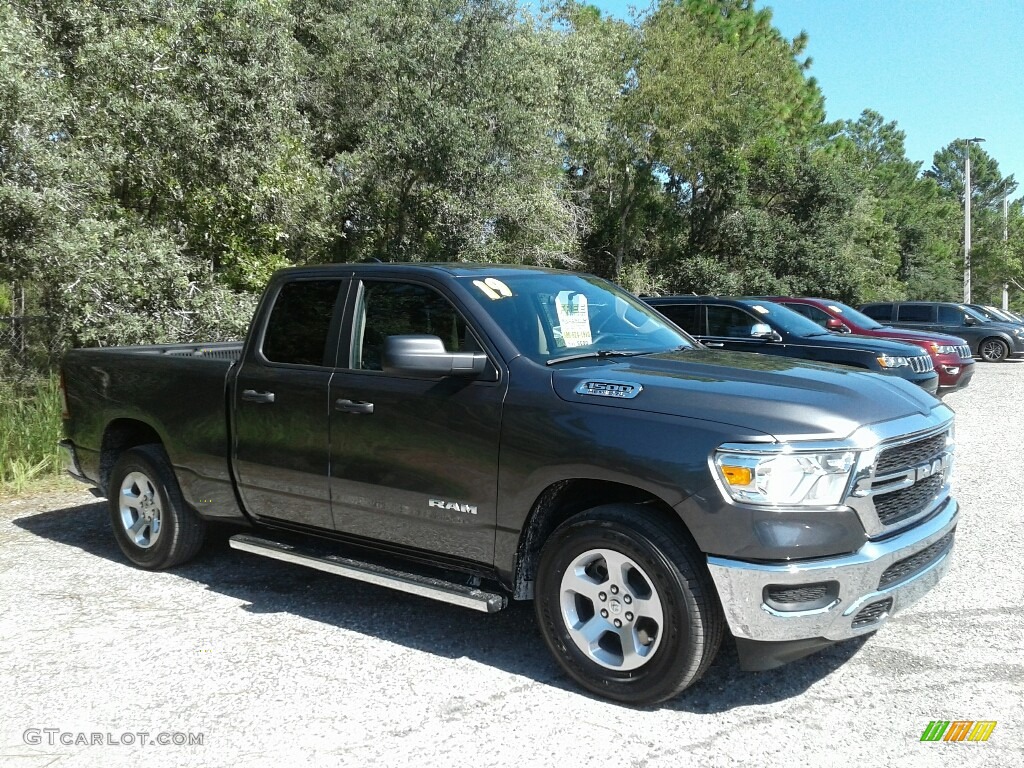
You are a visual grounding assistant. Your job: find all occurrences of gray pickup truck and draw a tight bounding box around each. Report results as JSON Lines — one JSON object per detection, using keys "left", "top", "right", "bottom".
{"left": 60, "top": 264, "right": 959, "bottom": 705}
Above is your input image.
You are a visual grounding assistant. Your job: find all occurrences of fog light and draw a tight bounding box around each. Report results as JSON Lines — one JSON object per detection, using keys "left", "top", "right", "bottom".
{"left": 942, "top": 366, "right": 960, "bottom": 375}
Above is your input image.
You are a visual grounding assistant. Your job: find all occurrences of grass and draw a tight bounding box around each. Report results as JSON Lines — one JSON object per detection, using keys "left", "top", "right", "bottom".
{"left": 0, "top": 375, "right": 65, "bottom": 496}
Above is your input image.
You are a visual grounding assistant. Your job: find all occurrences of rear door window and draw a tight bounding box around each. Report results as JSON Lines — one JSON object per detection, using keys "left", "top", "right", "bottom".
{"left": 897, "top": 304, "right": 934, "bottom": 323}
{"left": 262, "top": 280, "right": 342, "bottom": 366}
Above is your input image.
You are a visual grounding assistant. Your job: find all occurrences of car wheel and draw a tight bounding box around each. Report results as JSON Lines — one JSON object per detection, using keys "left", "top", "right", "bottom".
{"left": 534, "top": 504, "right": 723, "bottom": 705}
{"left": 108, "top": 444, "right": 206, "bottom": 569}
{"left": 979, "top": 338, "right": 1009, "bottom": 362}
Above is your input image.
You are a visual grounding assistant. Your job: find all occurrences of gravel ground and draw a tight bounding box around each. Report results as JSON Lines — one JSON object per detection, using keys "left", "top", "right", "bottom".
{"left": 1, "top": 362, "right": 1022, "bottom": 768}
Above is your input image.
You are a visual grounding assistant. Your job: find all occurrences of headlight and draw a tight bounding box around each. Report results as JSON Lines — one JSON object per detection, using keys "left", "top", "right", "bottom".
{"left": 714, "top": 448, "right": 857, "bottom": 506}
{"left": 876, "top": 355, "right": 909, "bottom": 368}
{"left": 1013, "top": 328, "right": 1024, "bottom": 337}
{"left": 931, "top": 344, "right": 956, "bottom": 354}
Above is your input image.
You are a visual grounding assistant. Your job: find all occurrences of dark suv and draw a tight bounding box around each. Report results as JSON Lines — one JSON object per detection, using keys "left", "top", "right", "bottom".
{"left": 860, "top": 301, "right": 1024, "bottom": 362}
{"left": 968, "top": 304, "right": 1024, "bottom": 329}
{"left": 645, "top": 296, "right": 939, "bottom": 394}
{"left": 765, "top": 297, "right": 974, "bottom": 394}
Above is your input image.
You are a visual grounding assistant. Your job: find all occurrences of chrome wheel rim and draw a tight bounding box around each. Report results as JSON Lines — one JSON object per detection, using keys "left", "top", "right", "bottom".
{"left": 559, "top": 548, "right": 665, "bottom": 671}
{"left": 119, "top": 471, "right": 163, "bottom": 549}
{"left": 981, "top": 340, "right": 1005, "bottom": 361}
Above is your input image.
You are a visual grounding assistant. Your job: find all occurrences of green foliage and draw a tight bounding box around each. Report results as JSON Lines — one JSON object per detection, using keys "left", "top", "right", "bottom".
{"left": 0, "top": 376, "right": 63, "bottom": 494}
{"left": 40, "top": 218, "right": 256, "bottom": 347}
{"left": 926, "top": 141, "right": 1020, "bottom": 301}
{"left": 3, "top": 0, "right": 1024, "bottom": 358}
{"left": 298, "top": 0, "right": 586, "bottom": 265}
{"left": 834, "top": 110, "right": 961, "bottom": 300}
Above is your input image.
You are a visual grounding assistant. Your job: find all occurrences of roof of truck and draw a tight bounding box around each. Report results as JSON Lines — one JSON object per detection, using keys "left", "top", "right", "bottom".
{"left": 274, "top": 262, "right": 576, "bottom": 279}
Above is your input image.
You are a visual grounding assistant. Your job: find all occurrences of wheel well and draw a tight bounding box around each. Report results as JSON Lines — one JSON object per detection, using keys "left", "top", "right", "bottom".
{"left": 99, "top": 419, "right": 163, "bottom": 491}
{"left": 512, "top": 479, "right": 690, "bottom": 600}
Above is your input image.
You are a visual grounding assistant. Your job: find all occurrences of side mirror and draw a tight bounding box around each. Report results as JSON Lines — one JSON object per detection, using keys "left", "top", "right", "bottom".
{"left": 826, "top": 318, "right": 851, "bottom": 333}
{"left": 383, "top": 335, "right": 487, "bottom": 377}
{"left": 963, "top": 315, "right": 978, "bottom": 326}
{"left": 750, "top": 323, "right": 778, "bottom": 341}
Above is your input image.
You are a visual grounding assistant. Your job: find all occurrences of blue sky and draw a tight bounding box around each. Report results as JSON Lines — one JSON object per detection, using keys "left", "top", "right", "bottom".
{"left": 590, "top": 0, "right": 1023, "bottom": 197}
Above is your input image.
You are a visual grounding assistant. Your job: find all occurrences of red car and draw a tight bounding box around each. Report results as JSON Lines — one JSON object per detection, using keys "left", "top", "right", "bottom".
{"left": 765, "top": 297, "right": 975, "bottom": 395}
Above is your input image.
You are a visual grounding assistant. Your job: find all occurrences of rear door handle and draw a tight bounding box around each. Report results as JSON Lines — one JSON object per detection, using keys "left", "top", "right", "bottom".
{"left": 335, "top": 398, "right": 374, "bottom": 415}
{"left": 241, "top": 389, "right": 275, "bottom": 404}
{"left": 703, "top": 342, "right": 724, "bottom": 348}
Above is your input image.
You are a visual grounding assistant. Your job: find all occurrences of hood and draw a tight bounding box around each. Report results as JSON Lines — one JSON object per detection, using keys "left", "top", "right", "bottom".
{"left": 551, "top": 349, "right": 940, "bottom": 442}
{"left": 790, "top": 331, "right": 926, "bottom": 356}
{"left": 869, "top": 327, "right": 968, "bottom": 346}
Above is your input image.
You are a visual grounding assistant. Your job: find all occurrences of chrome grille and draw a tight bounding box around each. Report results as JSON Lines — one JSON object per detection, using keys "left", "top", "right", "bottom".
{"left": 878, "top": 530, "right": 955, "bottom": 590}
{"left": 874, "top": 474, "right": 944, "bottom": 526}
{"left": 847, "top": 426, "right": 953, "bottom": 537}
{"left": 956, "top": 344, "right": 972, "bottom": 360}
{"left": 875, "top": 432, "right": 948, "bottom": 475}
{"left": 909, "top": 355, "right": 934, "bottom": 373}
{"left": 766, "top": 584, "right": 827, "bottom": 604}
{"left": 852, "top": 598, "right": 893, "bottom": 628}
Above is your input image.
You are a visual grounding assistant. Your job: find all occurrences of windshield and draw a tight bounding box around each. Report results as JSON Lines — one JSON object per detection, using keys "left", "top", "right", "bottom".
{"left": 983, "top": 306, "right": 1019, "bottom": 323}
{"left": 460, "top": 273, "right": 695, "bottom": 363}
{"left": 961, "top": 305, "right": 994, "bottom": 323}
{"left": 737, "top": 299, "right": 830, "bottom": 337}
{"left": 822, "top": 300, "right": 884, "bottom": 330}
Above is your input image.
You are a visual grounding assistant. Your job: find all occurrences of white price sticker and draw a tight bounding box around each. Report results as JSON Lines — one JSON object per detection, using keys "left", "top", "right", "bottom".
{"left": 555, "top": 291, "right": 592, "bottom": 348}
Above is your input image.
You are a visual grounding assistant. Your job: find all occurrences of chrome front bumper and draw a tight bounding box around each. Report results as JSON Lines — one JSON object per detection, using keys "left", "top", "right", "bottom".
{"left": 707, "top": 496, "right": 957, "bottom": 642}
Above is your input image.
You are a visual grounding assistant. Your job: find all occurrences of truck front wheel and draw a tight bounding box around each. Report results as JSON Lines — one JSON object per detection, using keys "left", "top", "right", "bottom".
{"left": 108, "top": 444, "right": 206, "bottom": 570}
{"left": 535, "top": 505, "right": 723, "bottom": 705}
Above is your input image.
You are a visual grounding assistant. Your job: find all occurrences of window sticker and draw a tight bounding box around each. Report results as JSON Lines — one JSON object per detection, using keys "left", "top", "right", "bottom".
{"left": 555, "top": 291, "right": 592, "bottom": 347}
{"left": 473, "top": 280, "right": 501, "bottom": 301}
{"left": 750, "top": 305, "right": 769, "bottom": 314}
{"left": 473, "top": 278, "right": 513, "bottom": 300}
{"left": 484, "top": 278, "right": 512, "bottom": 297}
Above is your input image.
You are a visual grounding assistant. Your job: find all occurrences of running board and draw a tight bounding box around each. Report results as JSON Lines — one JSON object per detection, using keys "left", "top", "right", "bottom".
{"left": 229, "top": 534, "right": 507, "bottom": 613}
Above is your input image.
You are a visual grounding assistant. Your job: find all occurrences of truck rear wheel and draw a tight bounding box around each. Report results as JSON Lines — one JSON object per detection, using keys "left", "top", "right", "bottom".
{"left": 534, "top": 504, "right": 723, "bottom": 705}
{"left": 108, "top": 444, "right": 206, "bottom": 570}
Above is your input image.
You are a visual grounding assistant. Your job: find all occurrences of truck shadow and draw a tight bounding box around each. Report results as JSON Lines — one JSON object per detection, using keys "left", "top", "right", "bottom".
{"left": 15, "top": 498, "right": 867, "bottom": 713}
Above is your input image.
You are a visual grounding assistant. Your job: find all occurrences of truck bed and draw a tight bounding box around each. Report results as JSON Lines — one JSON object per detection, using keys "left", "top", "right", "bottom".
{"left": 62, "top": 341, "right": 246, "bottom": 521}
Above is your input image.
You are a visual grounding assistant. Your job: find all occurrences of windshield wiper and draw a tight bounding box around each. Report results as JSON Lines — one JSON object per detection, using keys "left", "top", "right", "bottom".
{"left": 546, "top": 349, "right": 655, "bottom": 366}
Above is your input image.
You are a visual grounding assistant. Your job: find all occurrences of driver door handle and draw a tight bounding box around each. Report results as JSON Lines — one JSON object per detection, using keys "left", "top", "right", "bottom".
{"left": 241, "top": 389, "right": 275, "bottom": 404}
{"left": 335, "top": 398, "right": 374, "bottom": 415}
{"left": 703, "top": 341, "right": 724, "bottom": 348}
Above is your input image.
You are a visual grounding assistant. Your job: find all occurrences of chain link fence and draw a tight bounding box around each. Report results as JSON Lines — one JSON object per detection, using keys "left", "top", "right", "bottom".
{"left": 0, "top": 315, "right": 65, "bottom": 383}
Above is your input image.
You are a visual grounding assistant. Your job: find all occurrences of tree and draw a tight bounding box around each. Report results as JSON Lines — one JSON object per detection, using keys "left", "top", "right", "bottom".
{"left": 834, "top": 111, "right": 960, "bottom": 299}
{"left": 2, "top": 2, "right": 256, "bottom": 363}
{"left": 568, "top": 0, "right": 846, "bottom": 296}
{"left": 927, "top": 141, "right": 1019, "bottom": 301}
{"left": 296, "top": 0, "right": 588, "bottom": 266}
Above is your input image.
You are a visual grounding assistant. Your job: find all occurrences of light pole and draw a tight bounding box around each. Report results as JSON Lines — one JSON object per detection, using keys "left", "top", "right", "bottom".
{"left": 1004, "top": 192, "right": 1010, "bottom": 310}
{"left": 963, "top": 136, "right": 985, "bottom": 303}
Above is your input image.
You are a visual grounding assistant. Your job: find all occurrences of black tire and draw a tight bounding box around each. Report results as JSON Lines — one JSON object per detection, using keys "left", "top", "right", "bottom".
{"left": 108, "top": 444, "right": 206, "bottom": 569}
{"left": 534, "top": 504, "right": 723, "bottom": 705}
{"left": 979, "top": 337, "right": 1009, "bottom": 362}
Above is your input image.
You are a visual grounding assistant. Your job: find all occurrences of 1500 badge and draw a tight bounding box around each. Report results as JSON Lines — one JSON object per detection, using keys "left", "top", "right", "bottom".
{"left": 575, "top": 381, "right": 643, "bottom": 399}
{"left": 428, "top": 499, "right": 478, "bottom": 515}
